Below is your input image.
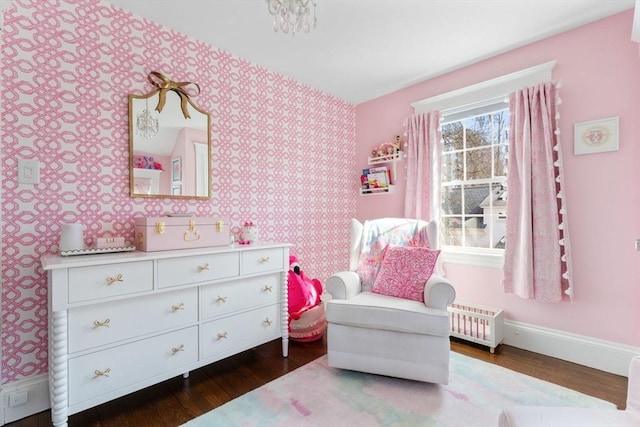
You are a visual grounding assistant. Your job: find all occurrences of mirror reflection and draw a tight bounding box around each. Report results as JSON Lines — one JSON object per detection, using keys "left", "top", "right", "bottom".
{"left": 129, "top": 88, "right": 211, "bottom": 199}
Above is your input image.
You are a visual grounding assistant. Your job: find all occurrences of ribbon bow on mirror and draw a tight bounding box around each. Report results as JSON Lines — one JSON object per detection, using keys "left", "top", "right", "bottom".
{"left": 148, "top": 71, "right": 201, "bottom": 119}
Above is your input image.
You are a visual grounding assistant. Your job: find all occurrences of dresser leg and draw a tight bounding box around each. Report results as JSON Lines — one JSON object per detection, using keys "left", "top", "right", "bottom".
{"left": 182, "top": 372, "right": 190, "bottom": 379}
{"left": 280, "top": 268, "right": 289, "bottom": 358}
{"left": 50, "top": 310, "right": 69, "bottom": 427}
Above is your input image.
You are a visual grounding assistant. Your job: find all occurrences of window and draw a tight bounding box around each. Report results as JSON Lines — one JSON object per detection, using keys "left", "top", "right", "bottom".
{"left": 410, "top": 61, "right": 555, "bottom": 267}
{"left": 440, "top": 107, "right": 509, "bottom": 252}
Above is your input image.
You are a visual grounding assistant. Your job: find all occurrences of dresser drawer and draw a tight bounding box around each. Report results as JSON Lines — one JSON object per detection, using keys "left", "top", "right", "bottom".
{"left": 200, "top": 274, "right": 280, "bottom": 320}
{"left": 68, "top": 326, "right": 198, "bottom": 407}
{"left": 157, "top": 252, "right": 240, "bottom": 288}
{"left": 241, "top": 248, "right": 284, "bottom": 275}
{"left": 68, "top": 261, "right": 153, "bottom": 303}
{"left": 68, "top": 288, "right": 197, "bottom": 353}
{"left": 200, "top": 305, "right": 281, "bottom": 359}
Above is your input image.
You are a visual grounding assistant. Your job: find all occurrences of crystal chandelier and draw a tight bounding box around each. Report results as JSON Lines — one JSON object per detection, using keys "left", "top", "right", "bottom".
{"left": 136, "top": 98, "right": 159, "bottom": 140}
{"left": 266, "top": 0, "right": 317, "bottom": 35}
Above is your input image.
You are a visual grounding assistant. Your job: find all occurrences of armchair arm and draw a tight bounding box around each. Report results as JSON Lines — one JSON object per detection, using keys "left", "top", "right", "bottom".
{"left": 326, "top": 271, "right": 362, "bottom": 300}
{"left": 423, "top": 274, "right": 456, "bottom": 310}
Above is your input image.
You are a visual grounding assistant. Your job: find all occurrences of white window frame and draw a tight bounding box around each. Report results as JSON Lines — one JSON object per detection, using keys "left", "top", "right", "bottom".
{"left": 411, "top": 61, "right": 555, "bottom": 268}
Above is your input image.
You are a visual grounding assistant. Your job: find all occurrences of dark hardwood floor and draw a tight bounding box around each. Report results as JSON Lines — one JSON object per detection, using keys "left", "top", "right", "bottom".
{"left": 8, "top": 337, "right": 628, "bottom": 426}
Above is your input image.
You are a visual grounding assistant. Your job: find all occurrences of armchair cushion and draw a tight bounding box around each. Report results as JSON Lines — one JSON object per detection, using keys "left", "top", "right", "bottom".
{"left": 326, "top": 291, "right": 450, "bottom": 336}
{"left": 372, "top": 246, "right": 440, "bottom": 302}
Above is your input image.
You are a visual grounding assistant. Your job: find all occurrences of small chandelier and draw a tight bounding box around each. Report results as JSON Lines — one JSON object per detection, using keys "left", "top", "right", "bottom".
{"left": 266, "top": 0, "right": 317, "bottom": 35}
{"left": 136, "top": 98, "right": 159, "bottom": 140}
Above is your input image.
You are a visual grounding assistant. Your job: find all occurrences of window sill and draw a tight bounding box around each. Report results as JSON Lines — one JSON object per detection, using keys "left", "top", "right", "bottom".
{"left": 440, "top": 247, "right": 504, "bottom": 269}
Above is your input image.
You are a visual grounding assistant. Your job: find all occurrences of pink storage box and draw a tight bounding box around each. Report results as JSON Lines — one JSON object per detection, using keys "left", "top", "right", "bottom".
{"left": 134, "top": 217, "right": 229, "bottom": 252}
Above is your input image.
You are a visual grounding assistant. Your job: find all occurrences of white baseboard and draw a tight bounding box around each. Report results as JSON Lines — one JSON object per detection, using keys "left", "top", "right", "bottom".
{"left": 504, "top": 320, "right": 640, "bottom": 376}
{"left": 0, "top": 374, "right": 50, "bottom": 425}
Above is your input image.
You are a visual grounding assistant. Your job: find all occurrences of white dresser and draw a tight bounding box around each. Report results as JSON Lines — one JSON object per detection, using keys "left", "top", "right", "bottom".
{"left": 42, "top": 243, "right": 290, "bottom": 427}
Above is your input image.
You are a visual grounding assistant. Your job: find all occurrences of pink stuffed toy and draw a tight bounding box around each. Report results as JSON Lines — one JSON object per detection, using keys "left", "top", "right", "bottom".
{"left": 287, "top": 255, "right": 323, "bottom": 320}
{"left": 287, "top": 255, "right": 326, "bottom": 342}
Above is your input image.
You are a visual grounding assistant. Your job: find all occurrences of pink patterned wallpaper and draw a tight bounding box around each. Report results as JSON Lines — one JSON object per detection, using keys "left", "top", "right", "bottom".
{"left": 1, "top": 0, "right": 355, "bottom": 383}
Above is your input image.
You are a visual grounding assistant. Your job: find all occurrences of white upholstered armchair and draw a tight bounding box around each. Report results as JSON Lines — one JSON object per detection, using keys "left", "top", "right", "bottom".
{"left": 325, "top": 218, "right": 456, "bottom": 384}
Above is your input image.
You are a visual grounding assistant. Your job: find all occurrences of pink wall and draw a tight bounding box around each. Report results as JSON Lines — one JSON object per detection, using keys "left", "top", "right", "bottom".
{"left": 356, "top": 10, "right": 640, "bottom": 347}
{"left": 0, "top": 1, "right": 355, "bottom": 383}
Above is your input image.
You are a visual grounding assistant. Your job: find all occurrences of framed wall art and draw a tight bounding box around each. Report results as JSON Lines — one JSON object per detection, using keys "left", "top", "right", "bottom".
{"left": 574, "top": 116, "right": 619, "bottom": 155}
{"left": 172, "top": 157, "right": 182, "bottom": 182}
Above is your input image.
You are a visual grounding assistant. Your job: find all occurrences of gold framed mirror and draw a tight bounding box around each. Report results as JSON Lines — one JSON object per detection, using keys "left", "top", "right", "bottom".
{"left": 129, "top": 73, "right": 211, "bottom": 199}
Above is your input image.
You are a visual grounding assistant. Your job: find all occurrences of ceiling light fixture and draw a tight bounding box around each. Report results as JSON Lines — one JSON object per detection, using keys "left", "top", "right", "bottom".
{"left": 136, "top": 98, "right": 159, "bottom": 140}
{"left": 266, "top": 0, "right": 317, "bottom": 35}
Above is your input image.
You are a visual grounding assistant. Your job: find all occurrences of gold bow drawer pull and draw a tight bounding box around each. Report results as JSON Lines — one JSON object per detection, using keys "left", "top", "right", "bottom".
{"left": 259, "top": 256, "right": 270, "bottom": 264}
{"left": 106, "top": 273, "right": 123, "bottom": 286}
{"left": 197, "top": 263, "right": 209, "bottom": 273}
{"left": 215, "top": 296, "right": 227, "bottom": 304}
{"left": 262, "top": 285, "right": 273, "bottom": 293}
{"left": 216, "top": 332, "right": 228, "bottom": 340}
{"left": 171, "top": 344, "right": 184, "bottom": 355}
{"left": 93, "top": 368, "right": 111, "bottom": 379}
{"left": 263, "top": 318, "right": 273, "bottom": 327}
{"left": 171, "top": 303, "right": 185, "bottom": 313}
{"left": 93, "top": 319, "right": 110, "bottom": 329}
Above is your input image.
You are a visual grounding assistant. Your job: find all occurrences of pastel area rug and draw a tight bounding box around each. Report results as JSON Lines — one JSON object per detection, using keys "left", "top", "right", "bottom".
{"left": 182, "top": 352, "right": 615, "bottom": 427}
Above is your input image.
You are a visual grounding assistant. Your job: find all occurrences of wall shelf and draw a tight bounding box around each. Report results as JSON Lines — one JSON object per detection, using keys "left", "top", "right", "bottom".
{"left": 359, "top": 150, "right": 403, "bottom": 196}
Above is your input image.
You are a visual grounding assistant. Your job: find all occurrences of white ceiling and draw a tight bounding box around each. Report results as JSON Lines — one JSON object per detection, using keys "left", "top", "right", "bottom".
{"left": 105, "top": 0, "right": 635, "bottom": 104}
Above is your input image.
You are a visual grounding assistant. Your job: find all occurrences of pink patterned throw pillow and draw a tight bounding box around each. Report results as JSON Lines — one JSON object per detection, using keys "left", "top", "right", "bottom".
{"left": 371, "top": 246, "right": 440, "bottom": 302}
{"left": 356, "top": 219, "right": 431, "bottom": 291}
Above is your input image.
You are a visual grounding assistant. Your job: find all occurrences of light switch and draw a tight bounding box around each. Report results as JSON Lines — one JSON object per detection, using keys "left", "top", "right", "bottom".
{"left": 18, "top": 158, "right": 40, "bottom": 184}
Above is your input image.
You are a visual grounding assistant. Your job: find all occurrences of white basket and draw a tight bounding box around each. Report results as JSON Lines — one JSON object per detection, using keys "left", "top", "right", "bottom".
{"left": 448, "top": 301, "right": 504, "bottom": 353}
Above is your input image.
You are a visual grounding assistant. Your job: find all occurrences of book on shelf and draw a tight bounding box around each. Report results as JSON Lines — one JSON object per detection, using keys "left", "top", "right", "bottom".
{"left": 367, "top": 166, "right": 389, "bottom": 189}
{"left": 360, "top": 170, "right": 371, "bottom": 194}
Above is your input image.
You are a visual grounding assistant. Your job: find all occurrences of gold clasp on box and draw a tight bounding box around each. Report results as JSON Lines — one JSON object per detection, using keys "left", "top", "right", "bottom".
{"left": 184, "top": 219, "right": 201, "bottom": 242}
{"left": 156, "top": 221, "right": 166, "bottom": 234}
{"left": 216, "top": 220, "right": 225, "bottom": 232}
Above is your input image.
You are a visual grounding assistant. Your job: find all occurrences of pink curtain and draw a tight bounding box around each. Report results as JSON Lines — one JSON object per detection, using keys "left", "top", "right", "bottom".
{"left": 503, "top": 81, "right": 572, "bottom": 302}
{"left": 404, "top": 111, "right": 442, "bottom": 221}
